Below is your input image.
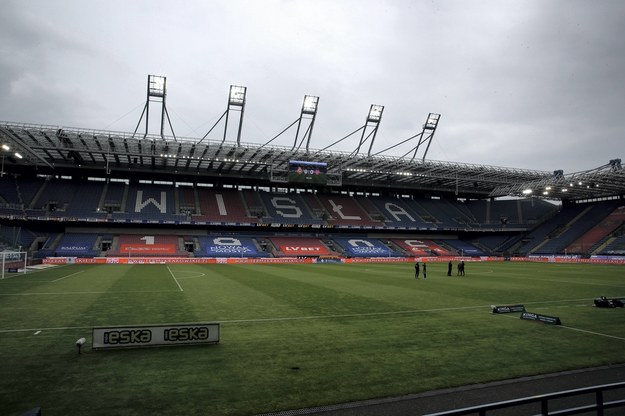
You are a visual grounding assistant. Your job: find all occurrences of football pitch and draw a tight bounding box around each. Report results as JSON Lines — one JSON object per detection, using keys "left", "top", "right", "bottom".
{"left": 1, "top": 261, "right": 624, "bottom": 415}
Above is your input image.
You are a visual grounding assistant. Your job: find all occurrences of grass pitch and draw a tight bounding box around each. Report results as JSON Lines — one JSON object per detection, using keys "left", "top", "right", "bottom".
{"left": 1, "top": 261, "right": 624, "bottom": 415}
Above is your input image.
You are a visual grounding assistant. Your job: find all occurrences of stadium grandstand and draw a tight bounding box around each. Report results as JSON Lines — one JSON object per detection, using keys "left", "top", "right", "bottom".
{"left": 1, "top": 75, "right": 624, "bottom": 263}
{"left": 2, "top": 76, "right": 625, "bottom": 416}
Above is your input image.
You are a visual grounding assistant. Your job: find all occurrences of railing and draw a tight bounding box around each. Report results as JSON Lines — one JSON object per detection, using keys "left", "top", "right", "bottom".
{"left": 424, "top": 381, "right": 625, "bottom": 416}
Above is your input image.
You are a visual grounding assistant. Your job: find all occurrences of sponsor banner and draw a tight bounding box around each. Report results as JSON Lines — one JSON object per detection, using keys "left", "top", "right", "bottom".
{"left": 520, "top": 311, "right": 561, "bottom": 325}
{"left": 204, "top": 237, "right": 259, "bottom": 256}
{"left": 344, "top": 257, "right": 415, "bottom": 263}
{"left": 492, "top": 304, "right": 525, "bottom": 313}
{"left": 512, "top": 256, "right": 625, "bottom": 265}
{"left": 58, "top": 245, "right": 90, "bottom": 252}
{"left": 280, "top": 245, "right": 329, "bottom": 255}
{"left": 120, "top": 244, "right": 176, "bottom": 254}
{"left": 92, "top": 323, "right": 220, "bottom": 350}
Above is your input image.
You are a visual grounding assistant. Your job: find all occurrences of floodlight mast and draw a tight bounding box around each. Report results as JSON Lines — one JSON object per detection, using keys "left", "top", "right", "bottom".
{"left": 354, "top": 104, "right": 383, "bottom": 157}
{"left": 293, "top": 95, "right": 319, "bottom": 152}
{"left": 198, "top": 85, "right": 247, "bottom": 145}
{"left": 317, "top": 104, "right": 383, "bottom": 155}
{"left": 370, "top": 112, "right": 441, "bottom": 160}
{"left": 132, "top": 75, "right": 177, "bottom": 141}
{"left": 224, "top": 85, "right": 247, "bottom": 146}
{"left": 411, "top": 113, "right": 440, "bottom": 161}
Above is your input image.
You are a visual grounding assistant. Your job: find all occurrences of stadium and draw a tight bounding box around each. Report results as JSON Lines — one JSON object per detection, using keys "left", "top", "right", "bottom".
{"left": 1, "top": 75, "right": 625, "bottom": 416}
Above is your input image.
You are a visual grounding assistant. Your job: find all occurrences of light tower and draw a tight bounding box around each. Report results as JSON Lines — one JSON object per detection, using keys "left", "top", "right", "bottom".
{"left": 370, "top": 112, "right": 441, "bottom": 161}
{"left": 411, "top": 112, "right": 441, "bottom": 161}
{"left": 357, "top": 104, "right": 384, "bottom": 156}
{"left": 132, "top": 75, "right": 177, "bottom": 141}
{"left": 199, "top": 85, "right": 247, "bottom": 146}
{"left": 294, "top": 95, "right": 319, "bottom": 152}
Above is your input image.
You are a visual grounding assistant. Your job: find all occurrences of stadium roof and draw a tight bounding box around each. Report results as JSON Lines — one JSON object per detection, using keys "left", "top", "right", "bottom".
{"left": 1, "top": 121, "right": 624, "bottom": 201}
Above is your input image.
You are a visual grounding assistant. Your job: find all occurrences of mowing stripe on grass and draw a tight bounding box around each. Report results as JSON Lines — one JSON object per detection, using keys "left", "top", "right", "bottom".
{"left": 0, "top": 297, "right": 612, "bottom": 334}
{"left": 0, "top": 305, "right": 491, "bottom": 334}
{"left": 52, "top": 270, "right": 84, "bottom": 282}
{"left": 0, "top": 290, "right": 179, "bottom": 296}
{"left": 167, "top": 266, "right": 184, "bottom": 292}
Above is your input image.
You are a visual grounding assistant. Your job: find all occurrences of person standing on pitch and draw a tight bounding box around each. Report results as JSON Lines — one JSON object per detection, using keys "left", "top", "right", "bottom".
{"left": 423, "top": 262, "right": 427, "bottom": 279}
{"left": 415, "top": 262, "right": 420, "bottom": 279}
{"left": 447, "top": 260, "right": 452, "bottom": 276}
{"left": 460, "top": 260, "right": 465, "bottom": 276}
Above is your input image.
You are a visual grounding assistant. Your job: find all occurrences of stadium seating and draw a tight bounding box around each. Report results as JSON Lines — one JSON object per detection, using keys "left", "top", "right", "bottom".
{"left": 469, "top": 234, "right": 515, "bottom": 254}
{"left": 410, "top": 198, "right": 473, "bottom": 229}
{"left": 258, "top": 191, "right": 323, "bottom": 225}
{"left": 108, "top": 234, "right": 188, "bottom": 257}
{"left": 563, "top": 204, "right": 625, "bottom": 254}
{"left": 2, "top": 176, "right": 624, "bottom": 261}
{"left": 0, "top": 225, "right": 38, "bottom": 250}
{"left": 442, "top": 239, "right": 486, "bottom": 257}
{"left": 268, "top": 236, "right": 335, "bottom": 257}
{"left": 195, "top": 235, "right": 267, "bottom": 257}
{"left": 333, "top": 237, "right": 401, "bottom": 257}
{"left": 112, "top": 183, "right": 187, "bottom": 223}
{"left": 368, "top": 196, "right": 433, "bottom": 229}
{"left": 52, "top": 233, "right": 101, "bottom": 257}
{"left": 195, "top": 188, "right": 255, "bottom": 224}
{"left": 316, "top": 194, "right": 382, "bottom": 227}
{"left": 514, "top": 204, "right": 587, "bottom": 255}
{"left": 533, "top": 201, "right": 621, "bottom": 255}
{"left": 599, "top": 234, "right": 625, "bottom": 255}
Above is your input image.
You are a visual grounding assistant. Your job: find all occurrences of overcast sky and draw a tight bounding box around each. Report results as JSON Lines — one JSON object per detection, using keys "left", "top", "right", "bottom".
{"left": 1, "top": 0, "right": 624, "bottom": 173}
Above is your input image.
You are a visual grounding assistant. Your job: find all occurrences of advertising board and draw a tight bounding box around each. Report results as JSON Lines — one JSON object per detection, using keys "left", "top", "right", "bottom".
{"left": 92, "top": 323, "right": 220, "bottom": 349}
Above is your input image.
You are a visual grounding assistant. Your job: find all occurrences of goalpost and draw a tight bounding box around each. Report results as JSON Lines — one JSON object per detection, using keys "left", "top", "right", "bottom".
{"left": 1, "top": 251, "right": 28, "bottom": 279}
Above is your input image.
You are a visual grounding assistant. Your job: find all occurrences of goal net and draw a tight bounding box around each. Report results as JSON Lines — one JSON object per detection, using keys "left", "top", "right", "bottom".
{"left": 1, "top": 251, "right": 28, "bottom": 279}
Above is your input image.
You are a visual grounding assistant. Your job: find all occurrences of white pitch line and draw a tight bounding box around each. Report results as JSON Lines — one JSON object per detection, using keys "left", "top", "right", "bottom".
{"left": 52, "top": 270, "right": 85, "bottom": 282}
{"left": 0, "top": 325, "right": 91, "bottom": 334}
{"left": 494, "top": 312, "right": 625, "bottom": 342}
{"left": 558, "top": 325, "right": 625, "bottom": 342}
{"left": 175, "top": 271, "right": 207, "bottom": 280}
{"left": 217, "top": 304, "right": 493, "bottom": 325}
{"left": 0, "top": 304, "right": 494, "bottom": 334}
{"left": 167, "top": 266, "right": 184, "bottom": 292}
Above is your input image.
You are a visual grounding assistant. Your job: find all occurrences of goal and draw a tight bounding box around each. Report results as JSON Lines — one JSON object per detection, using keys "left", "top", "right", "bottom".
{"left": 1, "top": 251, "right": 28, "bottom": 279}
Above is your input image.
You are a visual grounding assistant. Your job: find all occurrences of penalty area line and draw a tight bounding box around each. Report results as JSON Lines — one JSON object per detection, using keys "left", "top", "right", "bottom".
{"left": 167, "top": 266, "right": 184, "bottom": 292}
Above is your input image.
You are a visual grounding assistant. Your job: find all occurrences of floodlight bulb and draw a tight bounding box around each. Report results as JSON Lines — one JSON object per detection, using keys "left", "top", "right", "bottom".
{"left": 302, "top": 95, "right": 318, "bottom": 113}
{"left": 522, "top": 189, "right": 532, "bottom": 195}
{"left": 369, "top": 105, "right": 383, "bottom": 121}
{"left": 1, "top": 144, "right": 9, "bottom": 151}
{"left": 229, "top": 85, "right": 246, "bottom": 103}
{"left": 152, "top": 76, "right": 165, "bottom": 88}
{"left": 14, "top": 152, "right": 23, "bottom": 159}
